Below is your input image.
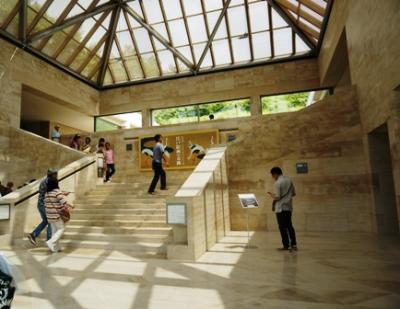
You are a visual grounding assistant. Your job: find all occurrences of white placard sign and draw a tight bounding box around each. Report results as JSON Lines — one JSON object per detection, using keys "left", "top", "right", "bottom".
{"left": 166, "top": 203, "right": 187, "bottom": 225}
{"left": 238, "top": 194, "right": 259, "bottom": 209}
{"left": 0, "top": 205, "right": 10, "bottom": 220}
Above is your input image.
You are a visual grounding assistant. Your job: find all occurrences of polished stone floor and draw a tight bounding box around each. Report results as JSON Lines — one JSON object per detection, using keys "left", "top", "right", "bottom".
{"left": 1, "top": 231, "right": 400, "bottom": 309}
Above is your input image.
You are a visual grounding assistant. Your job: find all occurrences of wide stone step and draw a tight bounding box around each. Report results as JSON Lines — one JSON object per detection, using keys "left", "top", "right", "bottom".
{"left": 85, "top": 191, "right": 176, "bottom": 198}
{"left": 58, "top": 239, "right": 167, "bottom": 256}
{"left": 77, "top": 197, "right": 167, "bottom": 203}
{"left": 71, "top": 214, "right": 165, "bottom": 221}
{"left": 62, "top": 232, "right": 171, "bottom": 243}
{"left": 73, "top": 209, "right": 165, "bottom": 215}
{"left": 65, "top": 225, "right": 172, "bottom": 236}
{"left": 68, "top": 219, "right": 168, "bottom": 228}
{"left": 73, "top": 203, "right": 165, "bottom": 209}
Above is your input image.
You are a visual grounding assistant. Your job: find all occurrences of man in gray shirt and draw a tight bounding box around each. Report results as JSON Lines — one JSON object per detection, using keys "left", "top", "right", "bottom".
{"left": 268, "top": 167, "right": 297, "bottom": 251}
{"left": 148, "top": 134, "right": 168, "bottom": 194}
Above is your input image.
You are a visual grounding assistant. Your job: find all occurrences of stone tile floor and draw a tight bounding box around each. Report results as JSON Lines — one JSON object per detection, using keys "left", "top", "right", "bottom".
{"left": 1, "top": 231, "right": 400, "bottom": 309}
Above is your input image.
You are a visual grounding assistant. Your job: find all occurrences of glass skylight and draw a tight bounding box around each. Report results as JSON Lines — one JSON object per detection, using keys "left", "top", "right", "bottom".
{"left": 0, "top": 0, "right": 330, "bottom": 88}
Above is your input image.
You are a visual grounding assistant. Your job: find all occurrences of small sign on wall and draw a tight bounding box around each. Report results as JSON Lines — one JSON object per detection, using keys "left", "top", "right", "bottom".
{"left": 126, "top": 144, "right": 133, "bottom": 151}
{"left": 0, "top": 205, "right": 10, "bottom": 220}
{"left": 166, "top": 203, "right": 187, "bottom": 225}
{"left": 296, "top": 162, "right": 308, "bottom": 174}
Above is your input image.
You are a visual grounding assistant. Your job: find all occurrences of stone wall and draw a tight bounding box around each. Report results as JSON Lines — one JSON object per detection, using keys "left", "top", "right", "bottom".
{"left": 99, "top": 59, "right": 321, "bottom": 119}
{"left": 319, "top": 0, "right": 400, "bottom": 232}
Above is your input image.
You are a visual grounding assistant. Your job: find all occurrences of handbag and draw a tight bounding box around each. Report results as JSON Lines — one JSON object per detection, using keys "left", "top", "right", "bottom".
{"left": 0, "top": 270, "right": 15, "bottom": 309}
{"left": 59, "top": 206, "right": 70, "bottom": 223}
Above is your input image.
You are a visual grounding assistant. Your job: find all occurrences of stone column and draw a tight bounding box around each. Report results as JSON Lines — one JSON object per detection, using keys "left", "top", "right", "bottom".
{"left": 250, "top": 95, "right": 262, "bottom": 116}
{"left": 142, "top": 108, "right": 151, "bottom": 128}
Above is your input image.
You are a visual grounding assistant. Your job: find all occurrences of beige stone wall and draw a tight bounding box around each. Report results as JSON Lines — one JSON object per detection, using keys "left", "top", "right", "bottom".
{"left": 99, "top": 59, "right": 320, "bottom": 117}
{"left": 0, "top": 127, "right": 84, "bottom": 188}
{"left": 319, "top": 0, "right": 400, "bottom": 231}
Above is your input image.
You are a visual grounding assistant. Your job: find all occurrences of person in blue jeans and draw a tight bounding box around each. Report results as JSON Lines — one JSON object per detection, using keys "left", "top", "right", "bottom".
{"left": 27, "top": 169, "right": 58, "bottom": 246}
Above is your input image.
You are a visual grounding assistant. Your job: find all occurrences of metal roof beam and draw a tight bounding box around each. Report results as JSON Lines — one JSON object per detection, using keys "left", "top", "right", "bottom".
{"left": 195, "top": 0, "right": 232, "bottom": 72}
{"left": 28, "top": 1, "right": 118, "bottom": 43}
{"left": 266, "top": 0, "right": 316, "bottom": 50}
{"left": 123, "top": 3, "right": 195, "bottom": 72}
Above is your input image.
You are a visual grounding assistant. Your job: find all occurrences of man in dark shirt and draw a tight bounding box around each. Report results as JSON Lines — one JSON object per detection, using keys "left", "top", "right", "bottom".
{"left": 148, "top": 134, "right": 169, "bottom": 194}
{"left": 27, "top": 169, "right": 58, "bottom": 246}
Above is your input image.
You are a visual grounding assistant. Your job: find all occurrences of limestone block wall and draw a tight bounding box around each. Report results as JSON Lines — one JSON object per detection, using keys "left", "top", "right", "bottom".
{"left": 227, "top": 86, "right": 371, "bottom": 232}
{"left": 1, "top": 127, "right": 84, "bottom": 187}
{"left": 319, "top": 0, "right": 400, "bottom": 231}
{"left": 100, "top": 59, "right": 320, "bottom": 117}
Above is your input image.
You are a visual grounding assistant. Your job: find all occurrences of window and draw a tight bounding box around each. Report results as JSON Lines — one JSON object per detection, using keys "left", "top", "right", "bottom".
{"left": 261, "top": 89, "right": 330, "bottom": 115}
{"left": 95, "top": 112, "right": 142, "bottom": 132}
{"left": 152, "top": 98, "right": 251, "bottom": 126}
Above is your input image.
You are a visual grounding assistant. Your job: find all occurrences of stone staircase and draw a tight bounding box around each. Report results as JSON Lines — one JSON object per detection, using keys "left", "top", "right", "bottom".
{"left": 60, "top": 172, "right": 190, "bottom": 258}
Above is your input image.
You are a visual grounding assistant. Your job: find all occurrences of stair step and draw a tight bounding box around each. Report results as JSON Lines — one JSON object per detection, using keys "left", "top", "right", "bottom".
{"left": 73, "top": 209, "right": 165, "bottom": 215}
{"left": 72, "top": 214, "right": 165, "bottom": 220}
{"left": 59, "top": 239, "right": 167, "bottom": 256}
{"left": 68, "top": 220, "right": 168, "bottom": 228}
{"left": 65, "top": 225, "right": 172, "bottom": 235}
{"left": 73, "top": 203, "right": 165, "bottom": 209}
{"left": 62, "top": 232, "right": 171, "bottom": 243}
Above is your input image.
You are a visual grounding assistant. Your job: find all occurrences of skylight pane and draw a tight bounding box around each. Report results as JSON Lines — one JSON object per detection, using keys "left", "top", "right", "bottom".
{"left": 116, "top": 31, "right": 136, "bottom": 56}
{"left": 169, "top": 19, "right": 189, "bottom": 46}
{"left": 57, "top": 40, "right": 79, "bottom": 64}
{"left": 152, "top": 24, "right": 169, "bottom": 50}
{"left": 134, "top": 28, "right": 153, "bottom": 53}
{"left": 193, "top": 43, "right": 213, "bottom": 68}
{"left": 86, "top": 26, "right": 106, "bottom": 49}
{"left": 158, "top": 50, "right": 177, "bottom": 74}
{"left": 203, "top": 0, "right": 223, "bottom": 11}
{"left": 103, "top": 69, "right": 113, "bottom": 85}
{"left": 116, "top": 13, "right": 128, "bottom": 32}
{"left": 227, "top": 6, "right": 247, "bottom": 36}
{"left": 0, "top": 0, "right": 18, "bottom": 25}
{"left": 5, "top": 14, "right": 19, "bottom": 38}
{"left": 207, "top": 11, "right": 228, "bottom": 39}
{"left": 71, "top": 48, "right": 90, "bottom": 71}
{"left": 143, "top": 0, "right": 163, "bottom": 24}
{"left": 127, "top": 1, "right": 143, "bottom": 19}
{"left": 232, "top": 37, "right": 251, "bottom": 62}
{"left": 252, "top": 31, "right": 271, "bottom": 59}
{"left": 110, "top": 41, "right": 120, "bottom": 59}
{"left": 78, "top": 0, "right": 93, "bottom": 10}
{"left": 272, "top": 9, "right": 288, "bottom": 28}
{"left": 142, "top": 53, "right": 160, "bottom": 77}
{"left": 295, "top": 34, "right": 311, "bottom": 53}
{"left": 109, "top": 60, "right": 128, "bottom": 83}
{"left": 249, "top": 2, "right": 269, "bottom": 31}
{"left": 66, "top": 4, "right": 84, "bottom": 19}
{"left": 42, "top": 31, "right": 68, "bottom": 56}
{"left": 273, "top": 28, "right": 292, "bottom": 56}
{"left": 77, "top": 17, "right": 96, "bottom": 39}
{"left": 213, "top": 39, "right": 231, "bottom": 65}
{"left": 163, "top": 0, "right": 182, "bottom": 20}
{"left": 82, "top": 56, "right": 101, "bottom": 77}
{"left": 125, "top": 55, "right": 144, "bottom": 80}
{"left": 45, "top": 1, "right": 70, "bottom": 21}
{"left": 187, "top": 15, "right": 208, "bottom": 43}
{"left": 183, "top": 0, "right": 202, "bottom": 16}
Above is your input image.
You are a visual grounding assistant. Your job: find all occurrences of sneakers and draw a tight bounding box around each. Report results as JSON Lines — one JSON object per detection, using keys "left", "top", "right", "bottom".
{"left": 46, "top": 240, "right": 57, "bottom": 253}
{"left": 277, "top": 247, "right": 290, "bottom": 251}
{"left": 27, "top": 233, "right": 37, "bottom": 246}
{"left": 291, "top": 245, "right": 298, "bottom": 251}
{"left": 148, "top": 191, "right": 156, "bottom": 195}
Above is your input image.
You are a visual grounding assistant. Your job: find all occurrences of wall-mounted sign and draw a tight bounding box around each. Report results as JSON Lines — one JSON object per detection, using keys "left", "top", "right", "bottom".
{"left": 139, "top": 129, "right": 219, "bottom": 170}
{"left": 296, "top": 162, "right": 308, "bottom": 174}
{"left": 0, "top": 205, "right": 10, "bottom": 220}
{"left": 238, "top": 194, "right": 259, "bottom": 209}
{"left": 166, "top": 203, "right": 187, "bottom": 225}
{"left": 126, "top": 144, "right": 133, "bottom": 151}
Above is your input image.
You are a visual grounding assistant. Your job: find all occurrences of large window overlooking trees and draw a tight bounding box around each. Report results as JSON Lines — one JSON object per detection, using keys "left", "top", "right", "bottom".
{"left": 152, "top": 98, "right": 251, "bottom": 126}
{"left": 261, "top": 89, "right": 330, "bottom": 115}
{"left": 95, "top": 112, "right": 142, "bottom": 132}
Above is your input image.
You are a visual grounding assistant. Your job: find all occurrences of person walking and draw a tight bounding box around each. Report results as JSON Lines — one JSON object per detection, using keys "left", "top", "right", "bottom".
{"left": 148, "top": 134, "right": 169, "bottom": 194}
{"left": 27, "top": 169, "right": 58, "bottom": 246}
{"left": 51, "top": 125, "right": 61, "bottom": 143}
{"left": 104, "top": 142, "right": 115, "bottom": 182}
{"left": 70, "top": 134, "right": 81, "bottom": 150}
{"left": 268, "top": 167, "right": 297, "bottom": 251}
{"left": 82, "top": 137, "right": 92, "bottom": 154}
{"left": 45, "top": 178, "right": 72, "bottom": 253}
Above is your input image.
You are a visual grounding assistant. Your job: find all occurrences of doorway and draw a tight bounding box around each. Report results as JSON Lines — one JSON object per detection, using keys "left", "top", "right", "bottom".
{"left": 368, "top": 123, "right": 399, "bottom": 234}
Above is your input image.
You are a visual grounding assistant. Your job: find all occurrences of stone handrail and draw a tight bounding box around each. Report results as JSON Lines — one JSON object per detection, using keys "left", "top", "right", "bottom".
{"left": 0, "top": 156, "right": 97, "bottom": 245}
{"left": 166, "top": 146, "right": 230, "bottom": 260}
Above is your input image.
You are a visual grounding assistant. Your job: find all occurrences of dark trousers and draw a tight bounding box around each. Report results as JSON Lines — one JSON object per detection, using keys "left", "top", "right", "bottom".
{"left": 31, "top": 204, "right": 52, "bottom": 240}
{"left": 106, "top": 164, "right": 115, "bottom": 181}
{"left": 276, "top": 211, "right": 297, "bottom": 248}
{"left": 148, "top": 161, "right": 166, "bottom": 192}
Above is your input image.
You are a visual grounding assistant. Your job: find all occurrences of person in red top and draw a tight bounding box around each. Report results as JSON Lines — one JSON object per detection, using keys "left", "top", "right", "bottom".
{"left": 104, "top": 142, "right": 116, "bottom": 182}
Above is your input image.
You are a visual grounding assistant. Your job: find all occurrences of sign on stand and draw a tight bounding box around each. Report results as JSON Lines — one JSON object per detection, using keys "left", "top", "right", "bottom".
{"left": 238, "top": 194, "right": 259, "bottom": 249}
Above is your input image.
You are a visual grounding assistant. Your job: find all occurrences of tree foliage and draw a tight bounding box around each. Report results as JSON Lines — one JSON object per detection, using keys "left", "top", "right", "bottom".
{"left": 261, "top": 92, "right": 309, "bottom": 114}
